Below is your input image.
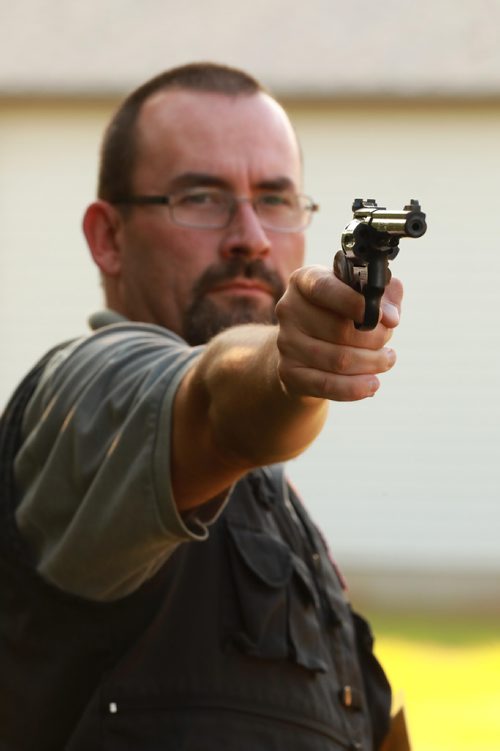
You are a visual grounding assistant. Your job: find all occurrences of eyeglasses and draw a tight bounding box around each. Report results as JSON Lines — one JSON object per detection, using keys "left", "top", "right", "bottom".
{"left": 112, "top": 187, "right": 319, "bottom": 233}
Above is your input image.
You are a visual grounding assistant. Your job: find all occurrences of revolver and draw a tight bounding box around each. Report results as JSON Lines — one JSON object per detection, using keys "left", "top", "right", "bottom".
{"left": 333, "top": 198, "right": 427, "bottom": 330}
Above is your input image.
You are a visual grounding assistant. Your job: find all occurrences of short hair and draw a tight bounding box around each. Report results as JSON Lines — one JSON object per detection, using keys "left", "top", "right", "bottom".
{"left": 98, "top": 62, "right": 267, "bottom": 202}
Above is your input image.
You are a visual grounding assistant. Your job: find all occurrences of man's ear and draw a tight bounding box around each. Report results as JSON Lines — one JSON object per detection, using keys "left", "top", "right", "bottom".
{"left": 82, "top": 200, "right": 123, "bottom": 276}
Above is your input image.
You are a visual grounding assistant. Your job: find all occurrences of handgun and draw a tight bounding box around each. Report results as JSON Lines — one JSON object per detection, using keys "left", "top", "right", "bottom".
{"left": 333, "top": 198, "right": 427, "bottom": 330}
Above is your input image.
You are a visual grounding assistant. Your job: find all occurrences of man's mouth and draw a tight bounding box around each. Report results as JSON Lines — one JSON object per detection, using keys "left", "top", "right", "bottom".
{"left": 190, "top": 257, "right": 286, "bottom": 308}
{"left": 208, "top": 277, "right": 274, "bottom": 297}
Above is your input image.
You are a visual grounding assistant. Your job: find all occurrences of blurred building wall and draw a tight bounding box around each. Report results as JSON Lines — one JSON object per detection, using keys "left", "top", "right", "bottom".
{"left": 1, "top": 95, "right": 499, "bottom": 611}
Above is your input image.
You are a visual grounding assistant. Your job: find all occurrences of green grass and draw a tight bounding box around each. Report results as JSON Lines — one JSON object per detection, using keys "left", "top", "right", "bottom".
{"left": 369, "top": 613, "right": 500, "bottom": 751}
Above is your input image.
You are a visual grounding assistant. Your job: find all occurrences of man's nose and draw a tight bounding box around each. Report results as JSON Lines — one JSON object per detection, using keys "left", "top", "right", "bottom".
{"left": 219, "top": 199, "right": 271, "bottom": 259}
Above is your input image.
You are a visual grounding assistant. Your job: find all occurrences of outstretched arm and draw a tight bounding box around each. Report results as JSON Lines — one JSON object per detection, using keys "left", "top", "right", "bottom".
{"left": 172, "top": 266, "right": 403, "bottom": 510}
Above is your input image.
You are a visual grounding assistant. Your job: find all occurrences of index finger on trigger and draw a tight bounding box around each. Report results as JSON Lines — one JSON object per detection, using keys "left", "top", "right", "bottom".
{"left": 380, "top": 277, "right": 404, "bottom": 328}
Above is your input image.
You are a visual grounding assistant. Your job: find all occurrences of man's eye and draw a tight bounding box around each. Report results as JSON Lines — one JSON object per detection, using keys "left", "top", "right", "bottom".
{"left": 259, "top": 193, "right": 294, "bottom": 208}
{"left": 180, "top": 191, "right": 225, "bottom": 206}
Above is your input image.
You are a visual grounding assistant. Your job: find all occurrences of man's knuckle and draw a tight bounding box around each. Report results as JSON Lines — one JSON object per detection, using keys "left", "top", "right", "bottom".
{"left": 308, "top": 273, "right": 329, "bottom": 303}
{"left": 332, "top": 348, "right": 352, "bottom": 374}
{"left": 293, "top": 266, "right": 326, "bottom": 301}
{"left": 312, "top": 371, "right": 331, "bottom": 399}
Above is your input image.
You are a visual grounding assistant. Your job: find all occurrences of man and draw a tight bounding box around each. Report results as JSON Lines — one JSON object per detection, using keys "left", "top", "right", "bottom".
{"left": 0, "top": 63, "right": 402, "bottom": 750}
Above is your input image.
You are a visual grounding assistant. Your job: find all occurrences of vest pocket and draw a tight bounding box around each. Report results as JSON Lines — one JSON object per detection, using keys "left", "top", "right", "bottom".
{"left": 226, "top": 524, "right": 328, "bottom": 672}
{"left": 289, "top": 556, "right": 329, "bottom": 672}
{"left": 226, "top": 525, "right": 292, "bottom": 659}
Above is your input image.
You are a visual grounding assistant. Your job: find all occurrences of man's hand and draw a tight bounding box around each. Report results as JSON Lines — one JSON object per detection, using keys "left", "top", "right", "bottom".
{"left": 275, "top": 265, "right": 403, "bottom": 402}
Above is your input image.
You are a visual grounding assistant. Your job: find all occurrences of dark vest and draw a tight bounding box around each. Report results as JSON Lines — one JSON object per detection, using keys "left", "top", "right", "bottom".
{"left": 0, "top": 352, "right": 391, "bottom": 751}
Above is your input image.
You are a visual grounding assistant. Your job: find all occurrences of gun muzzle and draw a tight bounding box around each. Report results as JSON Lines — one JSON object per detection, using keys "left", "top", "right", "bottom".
{"left": 404, "top": 211, "right": 427, "bottom": 238}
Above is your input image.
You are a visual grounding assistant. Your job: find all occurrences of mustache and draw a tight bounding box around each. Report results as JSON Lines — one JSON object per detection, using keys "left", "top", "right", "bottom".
{"left": 191, "top": 257, "right": 286, "bottom": 302}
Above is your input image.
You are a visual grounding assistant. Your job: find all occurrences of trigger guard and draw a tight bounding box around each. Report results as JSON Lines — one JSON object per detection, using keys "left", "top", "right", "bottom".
{"left": 355, "top": 292, "right": 381, "bottom": 331}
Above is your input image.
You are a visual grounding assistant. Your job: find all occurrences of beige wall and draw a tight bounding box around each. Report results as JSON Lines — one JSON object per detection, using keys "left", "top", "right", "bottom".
{"left": 1, "top": 98, "right": 499, "bottom": 607}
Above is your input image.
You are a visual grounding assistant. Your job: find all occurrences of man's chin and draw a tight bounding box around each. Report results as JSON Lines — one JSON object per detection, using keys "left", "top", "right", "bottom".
{"left": 182, "top": 296, "right": 277, "bottom": 346}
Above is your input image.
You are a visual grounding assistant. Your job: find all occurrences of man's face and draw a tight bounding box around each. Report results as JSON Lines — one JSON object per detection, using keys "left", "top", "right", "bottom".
{"left": 113, "top": 89, "right": 306, "bottom": 343}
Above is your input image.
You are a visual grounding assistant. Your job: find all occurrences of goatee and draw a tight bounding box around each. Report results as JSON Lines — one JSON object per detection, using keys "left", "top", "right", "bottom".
{"left": 182, "top": 257, "right": 285, "bottom": 346}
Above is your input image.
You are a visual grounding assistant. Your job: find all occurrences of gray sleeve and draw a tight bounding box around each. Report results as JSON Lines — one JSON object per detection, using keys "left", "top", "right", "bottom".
{"left": 14, "top": 323, "right": 228, "bottom": 602}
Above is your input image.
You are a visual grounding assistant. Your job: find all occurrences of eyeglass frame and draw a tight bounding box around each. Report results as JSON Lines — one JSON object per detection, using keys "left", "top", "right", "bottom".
{"left": 111, "top": 188, "right": 319, "bottom": 233}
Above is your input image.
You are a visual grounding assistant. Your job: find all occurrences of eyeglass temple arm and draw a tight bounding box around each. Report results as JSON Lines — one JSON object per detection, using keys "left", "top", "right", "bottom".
{"left": 112, "top": 195, "right": 170, "bottom": 206}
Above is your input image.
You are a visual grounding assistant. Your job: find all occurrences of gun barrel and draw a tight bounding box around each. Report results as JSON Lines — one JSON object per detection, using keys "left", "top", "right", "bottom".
{"left": 369, "top": 210, "right": 427, "bottom": 238}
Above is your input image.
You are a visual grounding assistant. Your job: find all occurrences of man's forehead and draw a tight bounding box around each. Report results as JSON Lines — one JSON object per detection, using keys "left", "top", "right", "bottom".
{"left": 137, "top": 88, "right": 299, "bottom": 155}
{"left": 132, "top": 88, "right": 303, "bottom": 191}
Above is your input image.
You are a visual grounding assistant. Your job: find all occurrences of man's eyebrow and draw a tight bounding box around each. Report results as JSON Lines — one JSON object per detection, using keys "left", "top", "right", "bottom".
{"left": 255, "top": 177, "right": 296, "bottom": 192}
{"left": 167, "top": 173, "right": 296, "bottom": 193}
{"left": 168, "top": 173, "right": 231, "bottom": 191}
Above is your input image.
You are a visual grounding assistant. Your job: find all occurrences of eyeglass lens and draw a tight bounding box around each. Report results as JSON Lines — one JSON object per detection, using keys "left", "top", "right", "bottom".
{"left": 171, "top": 189, "right": 313, "bottom": 231}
